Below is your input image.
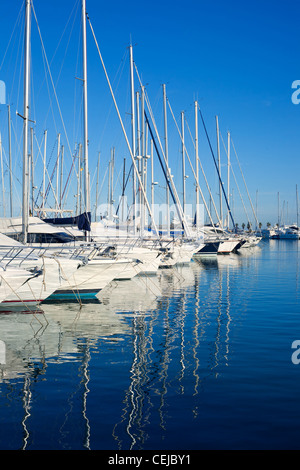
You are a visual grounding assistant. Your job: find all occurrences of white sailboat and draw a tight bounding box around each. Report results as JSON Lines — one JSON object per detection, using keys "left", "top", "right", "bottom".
{"left": 240, "top": 234, "right": 262, "bottom": 247}
{"left": 0, "top": 1, "right": 86, "bottom": 307}
{"left": 47, "top": 256, "right": 137, "bottom": 301}
{"left": 272, "top": 225, "right": 300, "bottom": 239}
{"left": 202, "top": 226, "right": 243, "bottom": 254}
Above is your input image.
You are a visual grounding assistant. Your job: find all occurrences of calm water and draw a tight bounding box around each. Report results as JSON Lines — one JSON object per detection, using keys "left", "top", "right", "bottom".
{"left": 0, "top": 239, "right": 300, "bottom": 451}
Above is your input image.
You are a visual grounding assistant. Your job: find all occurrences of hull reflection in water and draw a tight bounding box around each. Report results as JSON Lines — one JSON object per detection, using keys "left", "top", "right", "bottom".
{"left": 0, "top": 257, "right": 237, "bottom": 450}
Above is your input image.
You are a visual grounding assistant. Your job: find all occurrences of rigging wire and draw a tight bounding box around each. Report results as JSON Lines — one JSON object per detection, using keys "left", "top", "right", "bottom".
{"left": 133, "top": 63, "right": 191, "bottom": 237}
{"left": 31, "top": 2, "right": 90, "bottom": 216}
{"left": 219, "top": 131, "right": 250, "bottom": 226}
{"left": 87, "top": 13, "right": 159, "bottom": 237}
{"left": 36, "top": 0, "right": 81, "bottom": 138}
{"left": 231, "top": 137, "right": 259, "bottom": 228}
{"left": 31, "top": 3, "right": 80, "bottom": 195}
{"left": 166, "top": 98, "right": 220, "bottom": 229}
{"left": 0, "top": 2, "right": 23, "bottom": 72}
{"left": 219, "top": 130, "right": 251, "bottom": 227}
{"left": 184, "top": 116, "right": 221, "bottom": 227}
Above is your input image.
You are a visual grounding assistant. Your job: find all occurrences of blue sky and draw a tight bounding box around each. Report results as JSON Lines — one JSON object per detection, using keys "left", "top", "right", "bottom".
{"left": 0, "top": 0, "right": 299, "bottom": 227}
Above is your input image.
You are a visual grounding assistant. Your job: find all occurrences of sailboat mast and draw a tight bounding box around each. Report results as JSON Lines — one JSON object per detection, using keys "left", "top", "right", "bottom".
{"left": 42, "top": 130, "right": 47, "bottom": 214}
{"left": 55, "top": 133, "right": 61, "bottom": 216}
{"left": 181, "top": 111, "right": 186, "bottom": 215}
{"left": 163, "top": 84, "right": 170, "bottom": 236}
{"left": 8, "top": 105, "right": 13, "bottom": 217}
{"left": 129, "top": 44, "right": 136, "bottom": 233}
{"left": 60, "top": 145, "right": 64, "bottom": 211}
{"left": 22, "top": 0, "right": 31, "bottom": 243}
{"left": 110, "top": 147, "right": 115, "bottom": 219}
{"left": 141, "top": 85, "right": 145, "bottom": 235}
{"left": 278, "top": 192, "right": 280, "bottom": 228}
{"left": 195, "top": 101, "right": 199, "bottom": 234}
{"left": 95, "top": 152, "right": 100, "bottom": 221}
{"left": 216, "top": 115, "right": 223, "bottom": 228}
{"left": 0, "top": 133, "right": 5, "bottom": 216}
{"left": 227, "top": 131, "right": 230, "bottom": 229}
{"left": 30, "top": 127, "right": 34, "bottom": 215}
{"left": 151, "top": 139, "right": 154, "bottom": 217}
{"left": 82, "top": 0, "right": 90, "bottom": 228}
{"left": 121, "top": 157, "right": 126, "bottom": 222}
{"left": 296, "top": 184, "right": 299, "bottom": 228}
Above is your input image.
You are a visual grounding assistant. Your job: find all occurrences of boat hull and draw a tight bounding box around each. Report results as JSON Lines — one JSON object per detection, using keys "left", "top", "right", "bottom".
{"left": 194, "top": 241, "right": 220, "bottom": 256}
{"left": 0, "top": 257, "right": 81, "bottom": 308}
{"left": 54, "top": 258, "right": 136, "bottom": 294}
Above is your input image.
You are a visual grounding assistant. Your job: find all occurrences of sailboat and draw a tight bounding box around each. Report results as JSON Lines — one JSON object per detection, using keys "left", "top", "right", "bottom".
{"left": 1, "top": 1, "right": 144, "bottom": 304}
{"left": 0, "top": 232, "right": 84, "bottom": 307}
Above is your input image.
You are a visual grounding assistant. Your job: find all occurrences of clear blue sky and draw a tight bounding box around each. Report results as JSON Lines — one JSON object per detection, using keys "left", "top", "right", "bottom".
{"left": 0, "top": 0, "right": 299, "bottom": 227}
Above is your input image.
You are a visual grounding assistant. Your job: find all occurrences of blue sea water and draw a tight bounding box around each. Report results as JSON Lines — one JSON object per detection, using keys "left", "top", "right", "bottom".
{"left": 0, "top": 239, "right": 300, "bottom": 451}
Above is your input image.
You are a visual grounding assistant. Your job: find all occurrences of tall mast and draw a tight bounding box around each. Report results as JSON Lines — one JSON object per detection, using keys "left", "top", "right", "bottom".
{"left": 95, "top": 152, "right": 100, "bottom": 221}
{"left": 141, "top": 85, "right": 145, "bottom": 235}
{"left": 181, "top": 111, "right": 186, "bottom": 215}
{"left": 195, "top": 102, "right": 199, "bottom": 234}
{"left": 82, "top": 0, "right": 90, "bottom": 230}
{"left": 136, "top": 90, "right": 141, "bottom": 210}
{"left": 55, "top": 133, "right": 61, "bottom": 216}
{"left": 78, "top": 143, "right": 83, "bottom": 215}
{"left": 30, "top": 127, "right": 34, "bottom": 215}
{"left": 278, "top": 192, "right": 280, "bottom": 227}
{"left": 42, "top": 130, "right": 47, "bottom": 214}
{"left": 227, "top": 131, "right": 230, "bottom": 229}
{"left": 216, "top": 115, "right": 223, "bottom": 228}
{"left": 60, "top": 144, "right": 64, "bottom": 211}
{"left": 107, "top": 156, "right": 111, "bottom": 214}
{"left": 110, "top": 147, "right": 115, "bottom": 219}
{"left": 129, "top": 44, "right": 136, "bottom": 233}
{"left": 22, "top": 0, "right": 31, "bottom": 243}
{"left": 121, "top": 157, "right": 126, "bottom": 223}
{"left": 151, "top": 139, "right": 154, "bottom": 217}
{"left": 0, "top": 133, "right": 5, "bottom": 216}
{"left": 296, "top": 184, "right": 299, "bottom": 228}
{"left": 8, "top": 105, "right": 13, "bottom": 217}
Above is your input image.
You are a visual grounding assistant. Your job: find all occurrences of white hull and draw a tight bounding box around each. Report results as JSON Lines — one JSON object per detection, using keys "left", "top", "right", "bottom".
{"left": 114, "top": 246, "right": 162, "bottom": 276}
{"left": 159, "top": 245, "right": 182, "bottom": 268}
{"left": 55, "top": 258, "right": 136, "bottom": 292}
{"left": 176, "top": 242, "right": 205, "bottom": 264}
{"left": 218, "top": 239, "right": 240, "bottom": 254}
{"left": 242, "top": 236, "right": 262, "bottom": 248}
{"left": 0, "top": 267, "right": 34, "bottom": 304}
{"left": 157, "top": 240, "right": 202, "bottom": 268}
{"left": 0, "top": 257, "right": 81, "bottom": 307}
{"left": 111, "top": 258, "right": 147, "bottom": 280}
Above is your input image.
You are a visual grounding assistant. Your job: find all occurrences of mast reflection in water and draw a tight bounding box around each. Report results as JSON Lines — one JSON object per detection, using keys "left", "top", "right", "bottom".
{"left": 0, "top": 240, "right": 300, "bottom": 450}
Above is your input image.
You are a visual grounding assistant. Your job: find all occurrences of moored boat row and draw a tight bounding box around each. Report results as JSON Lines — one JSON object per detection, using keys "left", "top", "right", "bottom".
{"left": 0, "top": 0, "right": 266, "bottom": 311}
{"left": 0, "top": 217, "right": 263, "bottom": 309}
